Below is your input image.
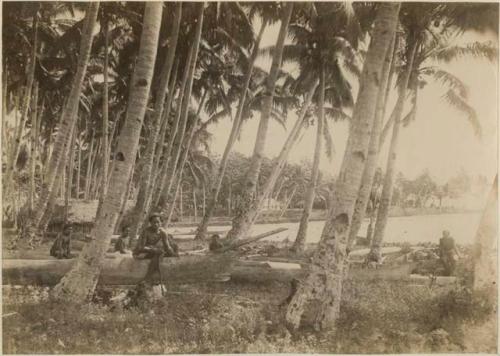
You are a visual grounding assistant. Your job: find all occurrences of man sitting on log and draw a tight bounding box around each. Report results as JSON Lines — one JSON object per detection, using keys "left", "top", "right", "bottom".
{"left": 209, "top": 234, "right": 225, "bottom": 252}
{"left": 133, "top": 214, "right": 177, "bottom": 284}
{"left": 50, "top": 223, "right": 73, "bottom": 259}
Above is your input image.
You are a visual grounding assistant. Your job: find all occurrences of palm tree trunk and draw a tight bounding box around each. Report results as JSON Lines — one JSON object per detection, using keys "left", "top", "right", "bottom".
{"left": 226, "top": 80, "right": 318, "bottom": 240}
{"left": 151, "top": 61, "right": 179, "bottom": 187}
{"left": 157, "top": 83, "right": 207, "bottom": 213}
{"left": 293, "top": 65, "right": 326, "bottom": 253}
{"left": 371, "top": 39, "right": 419, "bottom": 256}
{"left": 26, "top": 2, "right": 99, "bottom": 245}
{"left": 195, "top": 19, "right": 268, "bottom": 240}
{"left": 347, "top": 34, "right": 397, "bottom": 248}
{"left": 150, "top": 43, "right": 194, "bottom": 210}
{"left": 76, "top": 139, "right": 82, "bottom": 199}
{"left": 129, "top": 3, "right": 182, "bottom": 240}
{"left": 64, "top": 129, "right": 77, "bottom": 222}
{"left": 85, "top": 127, "right": 95, "bottom": 200}
{"left": 202, "top": 182, "right": 206, "bottom": 216}
{"left": 227, "top": 3, "right": 294, "bottom": 240}
{"left": 279, "top": 186, "right": 297, "bottom": 219}
{"left": 99, "top": 19, "right": 110, "bottom": 202}
{"left": 52, "top": 2, "right": 163, "bottom": 302}
{"left": 6, "top": 10, "right": 38, "bottom": 195}
{"left": 29, "top": 82, "right": 39, "bottom": 212}
{"left": 473, "top": 174, "right": 498, "bottom": 290}
{"left": 193, "top": 188, "right": 197, "bottom": 222}
{"left": 285, "top": 3, "right": 400, "bottom": 331}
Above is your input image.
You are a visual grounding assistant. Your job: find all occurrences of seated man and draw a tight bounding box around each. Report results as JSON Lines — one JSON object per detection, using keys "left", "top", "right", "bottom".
{"left": 209, "top": 234, "right": 224, "bottom": 252}
{"left": 133, "top": 214, "right": 177, "bottom": 283}
{"left": 114, "top": 225, "right": 130, "bottom": 254}
{"left": 50, "top": 224, "right": 73, "bottom": 259}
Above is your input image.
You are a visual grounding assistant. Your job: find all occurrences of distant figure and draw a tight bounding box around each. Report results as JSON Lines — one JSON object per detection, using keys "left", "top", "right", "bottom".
{"left": 209, "top": 234, "right": 224, "bottom": 252}
{"left": 115, "top": 225, "right": 130, "bottom": 254}
{"left": 133, "top": 214, "right": 177, "bottom": 284}
{"left": 439, "top": 230, "right": 460, "bottom": 276}
{"left": 50, "top": 224, "right": 73, "bottom": 259}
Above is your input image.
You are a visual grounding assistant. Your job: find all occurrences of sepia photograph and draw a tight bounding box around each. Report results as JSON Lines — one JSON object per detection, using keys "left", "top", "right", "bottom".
{"left": 1, "top": 1, "right": 498, "bottom": 354}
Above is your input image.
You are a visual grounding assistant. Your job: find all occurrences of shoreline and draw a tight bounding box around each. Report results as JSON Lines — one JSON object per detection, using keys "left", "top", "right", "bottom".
{"left": 169, "top": 208, "right": 480, "bottom": 229}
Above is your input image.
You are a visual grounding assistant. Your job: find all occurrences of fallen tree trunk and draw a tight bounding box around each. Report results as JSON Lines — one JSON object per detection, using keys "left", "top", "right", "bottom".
{"left": 3, "top": 256, "right": 457, "bottom": 287}
{"left": 3, "top": 254, "right": 234, "bottom": 286}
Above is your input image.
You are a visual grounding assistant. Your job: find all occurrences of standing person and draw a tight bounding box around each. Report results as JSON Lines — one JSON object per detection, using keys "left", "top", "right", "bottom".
{"left": 50, "top": 223, "right": 73, "bottom": 259}
{"left": 133, "top": 214, "right": 176, "bottom": 284}
{"left": 115, "top": 225, "right": 130, "bottom": 254}
{"left": 439, "top": 230, "right": 460, "bottom": 276}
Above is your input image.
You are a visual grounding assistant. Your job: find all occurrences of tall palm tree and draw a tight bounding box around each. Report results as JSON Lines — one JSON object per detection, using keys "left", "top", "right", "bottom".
{"left": 194, "top": 8, "right": 268, "bottom": 240}
{"left": 24, "top": 2, "right": 99, "bottom": 246}
{"left": 285, "top": 3, "right": 401, "bottom": 331}
{"left": 226, "top": 3, "right": 294, "bottom": 240}
{"left": 52, "top": 2, "right": 163, "bottom": 302}
{"left": 128, "top": 2, "right": 182, "bottom": 240}
{"left": 370, "top": 3, "right": 497, "bottom": 256}
{"left": 346, "top": 33, "right": 397, "bottom": 249}
{"left": 279, "top": 3, "right": 359, "bottom": 252}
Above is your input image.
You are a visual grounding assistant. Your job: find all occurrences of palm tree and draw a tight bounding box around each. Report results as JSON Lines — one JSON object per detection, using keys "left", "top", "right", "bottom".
{"left": 346, "top": 33, "right": 397, "bottom": 249}
{"left": 52, "top": 2, "right": 163, "bottom": 302}
{"left": 24, "top": 2, "right": 99, "bottom": 246}
{"left": 128, "top": 2, "right": 182, "bottom": 240}
{"left": 279, "top": 3, "right": 359, "bottom": 252}
{"left": 194, "top": 7, "right": 268, "bottom": 240}
{"left": 285, "top": 3, "right": 401, "bottom": 331}
{"left": 226, "top": 3, "right": 294, "bottom": 240}
{"left": 370, "top": 3, "right": 497, "bottom": 256}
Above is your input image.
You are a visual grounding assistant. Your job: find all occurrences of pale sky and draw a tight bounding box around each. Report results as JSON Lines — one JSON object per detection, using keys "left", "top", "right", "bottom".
{"left": 207, "top": 22, "right": 498, "bottom": 185}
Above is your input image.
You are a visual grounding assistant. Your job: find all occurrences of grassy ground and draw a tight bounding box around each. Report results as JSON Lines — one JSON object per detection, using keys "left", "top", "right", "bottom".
{"left": 3, "top": 274, "right": 496, "bottom": 354}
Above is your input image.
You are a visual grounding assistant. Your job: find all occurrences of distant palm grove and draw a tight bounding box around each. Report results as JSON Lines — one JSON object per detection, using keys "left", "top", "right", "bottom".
{"left": 2, "top": 1, "right": 498, "bottom": 330}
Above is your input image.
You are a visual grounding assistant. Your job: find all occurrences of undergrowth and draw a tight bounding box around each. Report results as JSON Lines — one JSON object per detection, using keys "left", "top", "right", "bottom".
{"left": 3, "top": 278, "right": 496, "bottom": 354}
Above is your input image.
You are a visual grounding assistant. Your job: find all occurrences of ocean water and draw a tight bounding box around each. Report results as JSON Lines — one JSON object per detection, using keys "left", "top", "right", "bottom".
{"left": 172, "top": 212, "right": 483, "bottom": 246}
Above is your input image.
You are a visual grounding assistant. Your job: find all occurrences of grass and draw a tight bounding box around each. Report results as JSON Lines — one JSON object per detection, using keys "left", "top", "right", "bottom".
{"left": 3, "top": 273, "right": 497, "bottom": 354}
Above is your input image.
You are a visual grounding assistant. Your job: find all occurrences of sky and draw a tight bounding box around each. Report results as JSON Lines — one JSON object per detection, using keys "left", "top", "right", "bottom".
{"left": 206, "top": 20, "right": 499, "bottom": 186}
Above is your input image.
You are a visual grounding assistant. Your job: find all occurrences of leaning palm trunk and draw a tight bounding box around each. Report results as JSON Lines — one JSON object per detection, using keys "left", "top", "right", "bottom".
{"left": 154, "top": 15, "right": 205, "bottom": 212}
{"left": 28, "top": 83, "right": 39, "bottom": 211}
{"left": 347, "top": 34, "right": 397, "bottom": 248}
{"left": 6, "top": 11, "right": 38, "bottom": 197}
{"left": 226, "top": 81, "right": 318, "bottom": 240}
{"left": 285, "top": 3, "right": 400, "bottom": 331}
{"left": 64, "top": 130, "right": 77, "bottom": 222}
{"left": 149, "top": 59, "right": 189, "bottom": 210}
{"left": 99, "top": 19, "right": 110, "bottom": 204}
{"left": 371, "top": 40, "right": 419, "bottom": 257}
{"left": 293, "top": 66, "right": 326, "bottom": 253}
{"left": 129, "top": 3, "right": 182, "bottom": 239}
{"left": 51, "top": 3, "right": 163, "bottom": 302}
{"left": 227, "top": 3, "right": 293, "bottom": 240}
{"left": 473, "top": 174, "right": 498, "bottom": 291}
{"left": 25, "top": 2, "right": 99, "bottom": 244}
{"left": 195, "top": 19, "right": 268, "bottom": 240}
{"left": 151, "top": 61, "right": 179, "bottom": 189}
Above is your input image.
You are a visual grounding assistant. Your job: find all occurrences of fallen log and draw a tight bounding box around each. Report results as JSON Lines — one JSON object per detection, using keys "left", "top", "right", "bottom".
{"left": 3, "top": 228, "right": 289, "bottom": 285}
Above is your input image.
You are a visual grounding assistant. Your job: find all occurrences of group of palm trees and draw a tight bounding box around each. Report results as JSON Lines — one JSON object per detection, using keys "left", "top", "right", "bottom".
{"left": 2, "top": 2, "right": 498, "bottom": 331}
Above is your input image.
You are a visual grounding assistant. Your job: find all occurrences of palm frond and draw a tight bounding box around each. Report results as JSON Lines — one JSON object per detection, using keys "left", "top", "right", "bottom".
{"left": 324, "top": 106, "right": 351, "bottom": 121}
{"left": 432, "top": 41, "right": 497, "bottom": 63}
{"left": 442, "top": 89, "right": 481, "bottom": 138}
{"left": 429, "top": 68, "right": 468, "bottom": 99}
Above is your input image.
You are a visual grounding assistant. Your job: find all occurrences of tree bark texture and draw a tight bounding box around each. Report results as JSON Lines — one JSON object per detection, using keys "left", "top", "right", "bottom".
{"left": 285, "top": 3, "right": 400, "bottom": 331}
{"left": 52, "top": 2, "right": 163, "bottom": 302}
